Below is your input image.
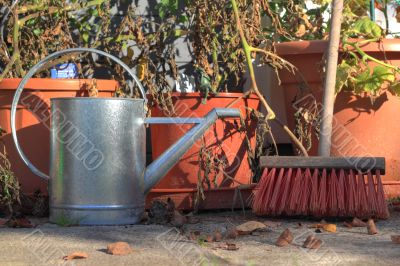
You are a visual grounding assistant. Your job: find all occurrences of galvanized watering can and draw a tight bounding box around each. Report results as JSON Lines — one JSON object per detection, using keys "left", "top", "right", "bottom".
{"left": 11, "top": 48, "right": 241, "bottom": 225}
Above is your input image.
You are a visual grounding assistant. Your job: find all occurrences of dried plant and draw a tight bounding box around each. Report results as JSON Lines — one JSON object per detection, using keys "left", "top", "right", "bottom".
{"left": 0, "top": 1, "right": 178, "bottom": 112}
{"left": 0, "top": 129, "right": 20, "bottom": 213}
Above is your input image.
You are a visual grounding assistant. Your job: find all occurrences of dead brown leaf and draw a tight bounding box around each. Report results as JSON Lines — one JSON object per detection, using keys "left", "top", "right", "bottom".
{"left": 205, "top": 235, "right": 214, "bottom": 243}
{"left": 276, "top": 229, "right": 293, "bottom": 247}
{"left": 63, "top": 252, "right": 88, "bottom": 260}
{"left": 188, "top": 232, "right": 197, "bottom": 241}
{"left": 225, "top": 242, "right": 239, "bottom": 251}
{"left": 322, "top": 224, "right": 337, "bottom": 233}
{"left": 308, "top": 223, "right": 324, "bottom": 229}
{"left": 8, "top": 217, "right": 33, "bottom": 228}
{"left": 295, "top": 24, "right": 306, "bottom": 38}
{"left": 106, "top": 242, "right": 133, "bottom": 255}
{"left": 343, "top": 221, "right": 353, "bottom": 228}
{"left": 309, "top": 222, "right": 336, "bottom": 232}
{"left": 213, "top": 230, "right": 223, "bottom": 242}
{"left": 391, "top": 235, "right": 400, "bottom": 244}
{"left": 303, "top": 235, "right": 322, "bottom": 249}
{"left": 236, "top": 221, "right": 266, "bottom": 235}
{"left": 367, "top": 219, "right": 378, "bottom": 235}
{"left": 352, "top": 218, "right": 367, "bottom": 227}
{"left": 225, "top": 228, "right": 238, "bottom": 239}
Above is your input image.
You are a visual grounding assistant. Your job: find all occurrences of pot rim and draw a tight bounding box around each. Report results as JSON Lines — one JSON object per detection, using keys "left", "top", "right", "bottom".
{"left": 275, "top": 38, "right": 400, "bottom": 55}
{"left": 51, "top": 97, "right": 144, "bottom": 102}
{"left": 0, "top": 78, "right": 118, "bottom": 91}
{"left": 164, "top": 91, "right": 260, "bottom": 99}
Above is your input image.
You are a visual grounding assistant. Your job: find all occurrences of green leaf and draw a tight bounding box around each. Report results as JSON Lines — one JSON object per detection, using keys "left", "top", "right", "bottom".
{"left": 84, "top": 23, "right": 91, "bottom": 31}
{"left": 82, "top": 32, "right": 89, "bottom": 43}
{"left": 390, "top": 82, "right": 400, "bottom": 96}
{"left": 352, "top": 66, "right": 395, "bottom": 95}
{"left": 26, "top": 19, "right": 37, "bottom": 26}
{"left": 373, "top": 65, "right": 395, "bottom": 83}
{"left": 178, "top": 15, "right": 189, "bottom": 23}
{"left": 90, "top": 8, "right": 99, "bottom": 17}
{"left": 156, "top": 0, "right": 178, "bottom": 19}
{"left": 351, "top": 17, "right": 383, "bottom": 38}
{"left": 353, "top": 69, "right": 376, "bottom": 94}
{"left": 33, "top": 28, "right": 42, "bottom": 36}
{"left": 335, "top": 61, "right": 353, "bottom": 94}
{"left": 173, "top": 29, "right": 184, "bottom": 37}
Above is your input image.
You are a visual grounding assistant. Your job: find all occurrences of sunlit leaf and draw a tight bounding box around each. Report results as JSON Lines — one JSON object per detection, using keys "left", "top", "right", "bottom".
{"left": 335, "top": 61, "right": 354, "bottom": 94}
{"left": 350, "top": 17, "right": 383, "bottom": 38}
{"left": 352, "top": 66, "right": 394, "bottom": 95}
{"left": 33, "top": 28, "right": 42, "bottom": 36}
{"left": 82, "top": 32, "right": 89, "bottom": 43}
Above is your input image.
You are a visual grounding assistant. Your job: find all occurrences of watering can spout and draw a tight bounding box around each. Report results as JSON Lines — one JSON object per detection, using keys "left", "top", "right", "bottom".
{"left": 144, "top": 108, "right": 241, "bottom": 194}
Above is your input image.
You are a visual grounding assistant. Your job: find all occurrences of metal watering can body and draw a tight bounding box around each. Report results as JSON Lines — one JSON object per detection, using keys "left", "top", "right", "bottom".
{"left": 10, "top": 48, "right": 241, "bottom": 225}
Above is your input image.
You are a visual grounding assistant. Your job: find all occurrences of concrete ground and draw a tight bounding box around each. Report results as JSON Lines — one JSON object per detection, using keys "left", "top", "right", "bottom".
{"left": 1, "top": 209, "right": 400, "bottom": 266}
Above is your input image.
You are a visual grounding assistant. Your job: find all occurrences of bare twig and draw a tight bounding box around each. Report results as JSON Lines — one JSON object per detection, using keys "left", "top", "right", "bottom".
{"left": 230, "top": 0, "right": 308, "bottom": 156}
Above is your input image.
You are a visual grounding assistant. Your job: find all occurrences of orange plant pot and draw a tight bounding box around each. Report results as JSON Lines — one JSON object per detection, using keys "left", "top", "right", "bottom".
{"left": 148, "top": 92, "right": 260, "bottom": 210}
{"left": 276, "top": 39, "right": 400, "bottom": 198}
{"left": 0, "top": 78, "right": 118, "bottom": 195}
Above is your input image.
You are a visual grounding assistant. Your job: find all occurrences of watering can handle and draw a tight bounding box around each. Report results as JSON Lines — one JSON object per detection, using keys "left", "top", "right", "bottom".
{"left": 10, "top": 48, "right": 147, "bottom": 180}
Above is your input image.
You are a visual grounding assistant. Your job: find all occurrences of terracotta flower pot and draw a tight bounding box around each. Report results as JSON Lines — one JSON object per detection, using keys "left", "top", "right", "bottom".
{"left": 276, "top": 39, "right": 400, "bottom": 197}
{"left": 0, "top": 78, "right": 118, "bottom": 195}
{"left": 148, "top": 92, "right": 260, "bottom": 210}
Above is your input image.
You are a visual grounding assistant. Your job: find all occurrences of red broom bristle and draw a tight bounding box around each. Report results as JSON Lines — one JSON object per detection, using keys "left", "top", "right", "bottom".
{"left": 252, "top": 161, "right": 390, "bottom": 219}
{"left": 252, "top": 168, "right": 273, "bottom": 214}
{"left": 375, "top": 170, "right": 390, "bottom": 219}
{"left": 309, "top": 168, "right": 319, "bottom": 216}
{"left": 357, "top": 171, "right": 368, "bottom": 218}
{"left": 253, "top": 168, "right": 283, "bottom": 215}
{"left": 367, "top": 170, "right": 379, "bottom": 217}
{"left": 298, "top": 168, "right": 311, "bottom": 214}
{"left": 276, "top": 168, "right": 293, "bottom": 215}
{"left": 337, "top": 169, "right": 346, "bottom": 216}
{"left": 287, "top": 168, "right": 302, "bottom": 215}
{"left": 315, "top": 169, "right": 327, "bottom": 217}
{"left": 327, "top": 169, "right": 339, "bottom": 217}
{"left": 268, "top": 168, "right": 285, "bottom": 214}
{"left": 347, "top": 170, "right": 357, "bottom": 217}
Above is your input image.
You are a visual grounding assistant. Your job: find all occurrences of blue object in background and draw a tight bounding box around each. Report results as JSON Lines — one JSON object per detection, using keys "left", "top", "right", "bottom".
{"left": 50, "top": 63, "right": 78, "bottom": 78}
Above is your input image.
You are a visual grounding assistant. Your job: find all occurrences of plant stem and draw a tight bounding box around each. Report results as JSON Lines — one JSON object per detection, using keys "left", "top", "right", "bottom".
{"left": 346, "top": 41, "right": 400, "bottom": 71}
{"left": 384, "top": 0, "right": 389, "bottom": 35}
{"left": 318, "top": 0, "right": 343, "bottom": 156}
{"left": 17, "top": 0, "right": 106, "bottom": 15}
{"left": 230, "top": 0, "right": 308, "bottom": 156}
{"left": 19, "top": 0, "right": 107, "bottom": 24}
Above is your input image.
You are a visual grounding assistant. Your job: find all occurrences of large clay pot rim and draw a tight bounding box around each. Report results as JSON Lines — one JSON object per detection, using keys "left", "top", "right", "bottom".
{"left": 166, "top": 92, "right": 260, "bottom": 99}
{"left": 275, "top": 38, "right": 400, "bottom": 55}
{"left": 0, "top": 78, "right": 118, "bottom": 91}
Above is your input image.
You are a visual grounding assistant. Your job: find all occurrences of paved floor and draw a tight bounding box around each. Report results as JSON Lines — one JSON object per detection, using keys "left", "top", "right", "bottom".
{"left": 0, "top": 209, "right": 400, "bottom": 266}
